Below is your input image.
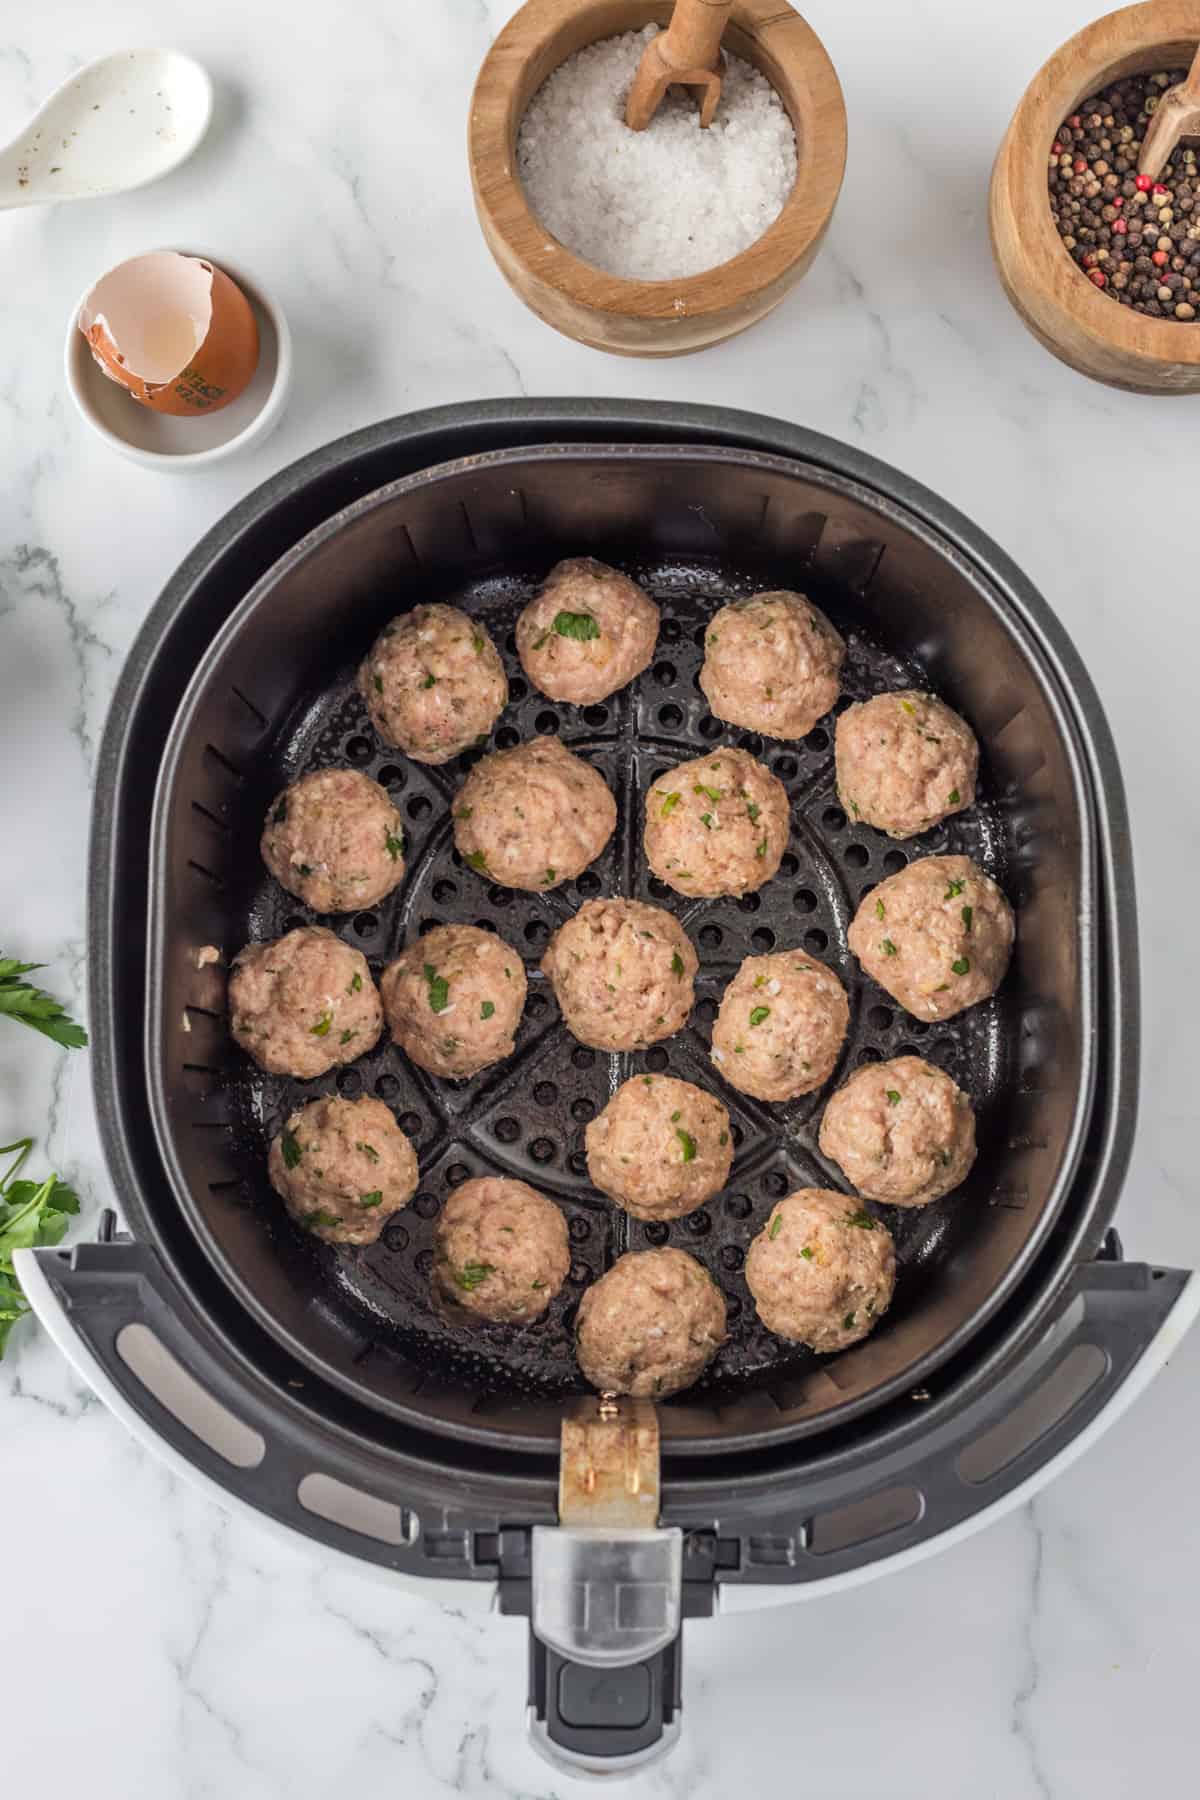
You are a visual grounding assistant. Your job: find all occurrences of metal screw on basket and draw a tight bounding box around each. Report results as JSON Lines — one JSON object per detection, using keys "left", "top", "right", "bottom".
{"left": 625, "top": 0, "right": 734, "bottom": 131}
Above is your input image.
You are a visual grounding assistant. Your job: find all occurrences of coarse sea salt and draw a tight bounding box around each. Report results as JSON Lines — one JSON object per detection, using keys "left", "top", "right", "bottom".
{"left": 517, "top": 26, "right": 798, "bottom": 282}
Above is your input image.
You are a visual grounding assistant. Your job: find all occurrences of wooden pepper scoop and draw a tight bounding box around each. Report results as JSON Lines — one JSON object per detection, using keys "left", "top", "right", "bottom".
{"left": 1139, "top": 40, "right": 1200, "bottom": 182}
{"left": 625, "top": 0, "right": 735, "bottom": 132}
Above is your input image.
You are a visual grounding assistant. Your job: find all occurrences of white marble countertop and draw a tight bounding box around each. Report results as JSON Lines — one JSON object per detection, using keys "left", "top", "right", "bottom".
{"left": 2, "top": 0, "right": 1198, "bottom": 1793}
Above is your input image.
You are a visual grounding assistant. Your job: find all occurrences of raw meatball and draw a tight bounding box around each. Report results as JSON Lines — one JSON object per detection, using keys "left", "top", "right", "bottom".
{"left": 819, "top": 1056, "right": 976, "bottom": 1207}
{"left": 711, "top": 951, "right": 849, "bottom": 1102}
{"left": 229, "top": 927, "right": 382, "bottom": 1078}
{"left": 433, "top": 1177, "right": 569, "bottom": 1323}
{"left": 268, "top": 1095, "right": 417, "bottom": 1246}
{"left": 836, "top": 690, "right": 979, "bottom": 838}
{"left": 358, "top": 603, "right": 507, "bottom": 764}
{"left": 516, "top": 558, "right": 659, "bottom": 705}
{"left": 746, "top": 1188, "right": 896, "bottom": 1352}
{"left": 453, "top": 735, "right": 616, "bottom": 891}
{"left": 699, "top": 591, "right": 845, "bottom": 739}
{"left": 575, "top": 1249, "right": 727, "bottom": 1398}
{"left": 540, "top": 899, "right": 697, "bottom": 1051}
{"left": 381, "top": 924, "right": 526, "bottom": 1080}
{"left": 848, "top": 854, "right": 1014, "bottom": 1022}
{"left": 260, "top": 768, "right": 406, "bottom": 913}
{"left": 643, "top": 748, "right": 789, "bottom": 898}
{"left": 585, "top": 1075, "right": 733, "bottom": 1222}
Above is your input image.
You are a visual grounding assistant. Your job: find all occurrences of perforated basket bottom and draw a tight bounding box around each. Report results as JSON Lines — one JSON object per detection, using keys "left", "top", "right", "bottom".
{"left": 225, "top": 558, "right": 1011, "bottom": 1402}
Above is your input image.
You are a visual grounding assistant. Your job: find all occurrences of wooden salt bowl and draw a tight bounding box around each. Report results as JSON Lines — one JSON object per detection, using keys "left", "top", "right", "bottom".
{"left": 468, "top": 0, "right": 846, "bottom": 357}
{"left": 991, "top": 0, "right": 1200, "bottom": 394}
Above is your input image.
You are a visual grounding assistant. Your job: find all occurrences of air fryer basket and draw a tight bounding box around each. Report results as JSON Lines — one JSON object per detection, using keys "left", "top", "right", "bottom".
{"left": 148, "top": 443, "right": 1097, "bottom": 1454}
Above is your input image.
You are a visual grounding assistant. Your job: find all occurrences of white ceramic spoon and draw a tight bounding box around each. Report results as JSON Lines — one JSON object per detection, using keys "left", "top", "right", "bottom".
{"left": 0, "top": 49, "right": 212, "bottom": 211}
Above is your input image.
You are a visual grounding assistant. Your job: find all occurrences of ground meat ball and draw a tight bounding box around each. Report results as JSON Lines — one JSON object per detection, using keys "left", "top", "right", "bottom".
{"left": 259, "top": 768, "right": 406, "bottom": 913}
{"left": 433, "top": 1177, "right": 569, "bottom": 1323}
{"left": 819, "top": 1056, "right": 976, "bottom": 1206}
{"left": 516, "top": 558, "right": 659, "bottom": 705}
{"left": 268, "top": 1095, "right": 417, "bottom": 1246}
{"left": 746, "top": 1188, "right": 896, "bottom": 1352}
{"left": 229, "top": 927, "right": 382, "bottom": 1078}
{"left": 585, "top": 1075, "right": 733, "bottom": 1222}
{"left": 643, "top": 747, "right": 789, "bottom": 898}
{"left": 540, "top": 899, "right": 697, "bottom": 1050}
{"left": 848, "top": 855, "right": 1014, "bottom": 1022}
{"left": 575, "top": 1249, "right": 727, "bottom": 1398}
{"left": 699, "top": 592, "right": 845, "bottom": 739}
{"left": 836, "top": 691, "right": 979, "bottom": 839}
{"left": 711, "top": 951, "right": 849, "bottom": 1102}
{"left": 381, "top": 924, "right": 526, "bottom": 1079}
{"left": 358, "top": 603, "right": 507, "bottom": 764}
{"left": 453, "top": 736, "right": 616, "bottom": 891}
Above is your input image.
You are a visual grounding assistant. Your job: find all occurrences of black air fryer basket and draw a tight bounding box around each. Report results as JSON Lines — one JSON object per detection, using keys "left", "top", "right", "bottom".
{"left": 29, "top": 403, "right": 1190, "bottom": 1776}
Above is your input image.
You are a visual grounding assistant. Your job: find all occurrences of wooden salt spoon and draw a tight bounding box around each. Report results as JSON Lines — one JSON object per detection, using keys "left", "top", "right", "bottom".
{"left": 1138, "top": 41, "right": 1200, "bottom": 182}
{"left": 625, "top": 0, "right": 735, "bottom": 132}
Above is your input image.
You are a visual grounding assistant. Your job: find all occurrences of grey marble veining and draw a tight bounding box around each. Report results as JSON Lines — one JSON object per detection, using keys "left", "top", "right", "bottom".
{"left": 2, "top": 1, "right": 1199, "bottom": 1794}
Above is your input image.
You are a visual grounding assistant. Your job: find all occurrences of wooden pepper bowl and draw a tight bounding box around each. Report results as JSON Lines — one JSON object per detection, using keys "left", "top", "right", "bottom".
{"left": 468, "top": 0, "right": 847, "bottom": 357}
{"left": 990, "top": 0, "right": 1200, "bottom": 394}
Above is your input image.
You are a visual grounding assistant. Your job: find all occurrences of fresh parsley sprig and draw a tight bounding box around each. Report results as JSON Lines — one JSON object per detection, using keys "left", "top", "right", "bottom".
{"left": 0, "top": 1138, "right": 80, "bottom": 1357}
{"left": 0, "top": 959, "right": 88, "bottom": 1049}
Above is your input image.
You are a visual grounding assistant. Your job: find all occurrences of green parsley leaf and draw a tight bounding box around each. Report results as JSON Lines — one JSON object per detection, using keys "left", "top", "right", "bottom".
{"left": 420, "top": 673, "right": 437, "bottom": 689}
{"left": 480, "top": 1000, "right": 495, "bottom": 1020}
{"left": 693, "top": 783, "right": 722, "bottom": 804}
{"left": 676, "top": 1128, "right": 696, "bottom": 1163}
{"left": 0, "top": 1143, "right": 80, "bottom": 1358}
{"left": 423, "top": 964, "right": 450, "bottom": 1013}
{"left": 749, "top": 1005, "right": 770, "bottom": 1027}
{"left": 659, "top": 792, "right": 681, "bottom": 818}
{"left": 532, "top": 632, "right": 548, "bottom": 651}
{"left": 310, "top": 1012, "right": 333, "bottom": 1037}
{"left": 464, "top": 850, "right": 489, "bottom": 873}
{"left": 281, "top": 1128, "right": 303, "bottom": 1169}
{"left": 357, "top": 1141, "right": 380, "bottom": 1163}
{"left": 881, "top": 938, "right": 898, "bottom": 957}
{"left": 0, "top": 960, "right": 88, "bottom": 1049}
{"left": 385, "top": 829, "right": 404, "bottom": 862}
{"left": 348, "top": 971, "right": 363, "bottom": 993}
{"left": 886, "top": 1089, "right": 901, "bottom": 1105}
{"left": 670, "top": 950, "right": 685, "bottom": 979}
{"left": 272, "top": 797, "right": 288, "bottom": 824}
{"left": 358, "top": 1191, "right": 383, "bottom": 1208}
{"left": 845, "top": 1209, "right": 876, "bottom": 1230}
{"left": 719, "top": 1131, "right": 729, "bottom": 1147}
{"left": 746, "top": 802, "right": 761, "bottom": 824}
{"left": 541, "top": 868, "right": 556, "bottom": 885}
{"left": 951, "top": 956, "right": 970, "bottom": 977}
{"left": 373, "top": 673, "right": 384, "bottom": 694}
{"left": 948, "top": 788, "right": 961, "bottom": 806}
{"left": 298, "top": 863, "right": 314, "bottom": 877}
{"left": 768, "top": 1213, "right": 783, "bottom": 1240}
{"left": 553, "top": 610, "right": 601, "bottom": 641}
{"left": 531, "top": 1279, "right": 546, "bottom": 1290}
{"left": 875, "top": 898, "right": 885, "bottom": 920}
{"left": 800, "top": 1245, "right": 814, "bottom": 1260}
{"left": 900, "top": 700, "right": 916, "bottom": 716}
{"left": 843, "top": 1311, "right": 857, "bottom": 1330}
{"left": 755, "top": 836, "right": 768, "bottom": 859}
{"left": 700, "top": 813, "right": 714, "bottom": 830}
{"left": 472, "top": 634, "right": 485, "bottom": 654}
{"left": 304, "top": 1210, "right": 342, "bottom": 1229}
{"left": 945, "top": 878, "right": 966, "bottom": 898}
{"left": 454, "top": 1261, "right": 495, "bottom": 1292}
{"left": 961, "top": 905, "right": 973, "bottom": 933}
{"left": 340, "top": 1029, "right": 357, "bottom": 1045}
{"left": 456, "top": 805, "right": 474, "bottom": 822}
